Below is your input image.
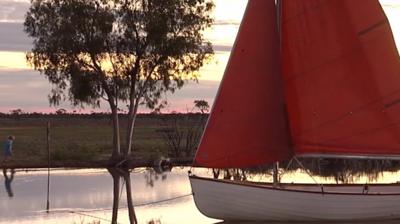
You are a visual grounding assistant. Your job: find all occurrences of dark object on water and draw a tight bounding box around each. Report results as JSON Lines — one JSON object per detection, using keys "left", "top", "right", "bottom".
{"left": 153, "top": 157, "right": 172, "bottom": 173}
{"left": 3, "top": 168, "right": 15, "bottom": 197}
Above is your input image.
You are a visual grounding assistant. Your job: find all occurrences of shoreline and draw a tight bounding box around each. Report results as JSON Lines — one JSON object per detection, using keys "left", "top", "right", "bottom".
{"left": 0, "top": 157, "right": 193, "bottom": 169}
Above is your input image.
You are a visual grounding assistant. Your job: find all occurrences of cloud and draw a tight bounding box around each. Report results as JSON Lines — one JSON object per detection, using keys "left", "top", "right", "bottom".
{"left": 0, "top": 0, "right": 30, "bottom": 23}
{"left": 0, "top": 3, "right": 237, "bottom": 53}
{"left": 146, "top": 80, "right": 219, "bottom": 113}
{"left": 0, "top": 69, "right": 51, "bottom": 111}
{"left": 214, "top": 20, "right": 240, "bottom": 26}
{"left": 213, "top": 44, "right": 232, "bottom": 52}
{"left": 0, "top": 69, "right": 221, "bottom": 113}
{"left": 0, "top": 0, "right": 226, "bottom": 113}
{"left": 0, "top": 22, "right": 32, "bottom": 51}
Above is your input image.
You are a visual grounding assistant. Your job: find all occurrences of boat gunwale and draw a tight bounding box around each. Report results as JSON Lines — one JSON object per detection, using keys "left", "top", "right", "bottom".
{"left": 189, "top": 175, "right": 400, "bottom": 196}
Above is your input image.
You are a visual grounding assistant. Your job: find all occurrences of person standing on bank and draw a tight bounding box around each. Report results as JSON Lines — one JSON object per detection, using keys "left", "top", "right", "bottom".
{"left": 2, "top": 136, "right": 15, "bottom": 163}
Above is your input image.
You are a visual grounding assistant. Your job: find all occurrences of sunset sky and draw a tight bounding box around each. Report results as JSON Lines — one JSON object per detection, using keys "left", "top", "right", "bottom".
{"left": 0, "top": 0, "right": 399, "bottom": 113}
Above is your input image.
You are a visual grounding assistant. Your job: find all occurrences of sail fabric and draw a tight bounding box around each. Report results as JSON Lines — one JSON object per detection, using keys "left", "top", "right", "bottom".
{"left": 193, "top": 0, "right": 293, "bottom": 168}
{"left": 282, "top": 0, "right": 400, "bottom": 157}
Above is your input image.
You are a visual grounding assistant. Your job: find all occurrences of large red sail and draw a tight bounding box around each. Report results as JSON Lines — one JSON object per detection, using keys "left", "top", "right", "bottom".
{"left": 282, "top": 0, "right": 400, "bottom": 157}
{"left": 193, "top": 0, "right": 293, "bottom": 168}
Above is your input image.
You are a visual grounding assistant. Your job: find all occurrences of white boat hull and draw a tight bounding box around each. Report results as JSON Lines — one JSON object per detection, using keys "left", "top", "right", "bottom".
{"left": 189, "top": 175, "right": 400, "bottom": 221}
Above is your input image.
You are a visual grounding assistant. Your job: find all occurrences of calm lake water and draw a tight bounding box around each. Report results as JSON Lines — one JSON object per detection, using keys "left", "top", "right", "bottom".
{"left": 0, "top": 167, "right": 217, "bottom": 224}
{"left": 1, "top": 167, "right": 400, "bottom": 224}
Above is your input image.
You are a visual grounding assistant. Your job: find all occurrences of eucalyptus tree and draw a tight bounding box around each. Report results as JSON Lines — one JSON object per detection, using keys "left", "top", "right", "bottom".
{"left": 24, "top": 0, "right": 214, "bottom": 160}
{"left": 194, "top": 99, "right": 210, "bottom": 114}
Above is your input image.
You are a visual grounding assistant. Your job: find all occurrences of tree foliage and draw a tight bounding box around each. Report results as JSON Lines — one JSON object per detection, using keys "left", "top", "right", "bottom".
{"left": 194, "top": 99, "right": 210, "bottom": 114}
{"left": 24, "top": 0, "right": 214, "bottom": 157}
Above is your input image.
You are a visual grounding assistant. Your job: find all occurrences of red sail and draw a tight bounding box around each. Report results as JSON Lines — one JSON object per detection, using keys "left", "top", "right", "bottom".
{"left": 282, "top": 0, "right": 400, "bottom": 157}
{"left": 193, "top": 0, "right": 293, "bottom": 168}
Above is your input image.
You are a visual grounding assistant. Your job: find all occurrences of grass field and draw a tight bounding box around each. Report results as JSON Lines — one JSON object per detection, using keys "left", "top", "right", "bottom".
{"left": 0, "top": 114, "right": 206, "bottom": 165}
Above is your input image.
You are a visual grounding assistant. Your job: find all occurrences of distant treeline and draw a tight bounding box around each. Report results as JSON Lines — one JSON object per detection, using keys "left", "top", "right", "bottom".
{"left": 0, "top": 111, "right": 209, "bottom": 119}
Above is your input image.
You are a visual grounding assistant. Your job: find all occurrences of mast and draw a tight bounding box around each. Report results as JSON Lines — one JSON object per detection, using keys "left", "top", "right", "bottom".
{"left": 273, "top": 0, "right": 282, "bottom": 186}
{"left": 273, "top": 162, "right": 279, "bottom": 185}
{"left": 277, "top": 0, "right": 282, "bottom": 49}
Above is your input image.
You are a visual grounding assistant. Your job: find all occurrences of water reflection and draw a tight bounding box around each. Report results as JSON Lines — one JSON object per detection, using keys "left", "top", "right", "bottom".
{"left": 144, "top": 168, "right": 168, "bottom": 187}
{"left": 210, "top": 158, "right": 400, "bottom": 184}
{"left": 217, "top": 221, "right": 400, "bottom": 224}
{"left": 0, "top": 168, "right": 214, "bottom": 224}
{"left": 3, "top": 168, "right": 15, "bottom": 197}
{"left": 293, "top": 158, "right": 400, "bottom": 183}
{"left": 108, "top": 168, "right": 138, "bottom": 224}
{"left": 7, "top": 162, "right": 400, "bottom": 223}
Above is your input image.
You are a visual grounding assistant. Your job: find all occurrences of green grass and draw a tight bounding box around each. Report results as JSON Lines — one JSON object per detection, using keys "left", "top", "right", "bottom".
{"left": 0, "top": 114, "right": 204, "bottom": 164}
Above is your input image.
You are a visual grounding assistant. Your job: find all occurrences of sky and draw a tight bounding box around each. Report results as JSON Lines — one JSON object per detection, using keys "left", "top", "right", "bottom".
{"left": 0, "top": 0, "right": 399, "bottom": 114}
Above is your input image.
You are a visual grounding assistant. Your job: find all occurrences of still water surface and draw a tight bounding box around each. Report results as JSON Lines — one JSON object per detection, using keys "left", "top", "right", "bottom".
{"left": 1, "top": 167, "right": 400, "bottom": 224}
{"left": 0, "top": 168, "right": 217, "bottom": 224}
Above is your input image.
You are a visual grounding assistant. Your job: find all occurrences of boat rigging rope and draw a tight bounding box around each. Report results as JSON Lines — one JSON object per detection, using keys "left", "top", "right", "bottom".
{"left": 284, "top": 157, "right": 294, "bottom": 171}
{"left": 43, "top": 193, "right": 193, "bottom": 219}
{"left": 67, "top": 210, "right": 115, "bottom": 223}
{"left": 130, "top": 193, "right": 193, "bottom": 207}
{"left": 293, "top": 157, "right": 324, "bottom": 191}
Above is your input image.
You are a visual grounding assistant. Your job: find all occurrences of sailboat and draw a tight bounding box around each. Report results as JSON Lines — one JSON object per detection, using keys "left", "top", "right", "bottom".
{"left": 189, "top": 0, "right": 400, "bottom": 221}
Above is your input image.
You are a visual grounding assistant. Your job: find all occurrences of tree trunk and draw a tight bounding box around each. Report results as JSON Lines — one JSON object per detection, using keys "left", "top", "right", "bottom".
{"left": 109, "top": 169, "right": 121, "bottom": 224}
{"left": 125, "top": 105, "right": 138, "bottom": 156}
{"left": 111, "top": 106, "right": 121, "bottom": 158}
{"left": 123, "top": 171, "right": 138, "bottom": 224}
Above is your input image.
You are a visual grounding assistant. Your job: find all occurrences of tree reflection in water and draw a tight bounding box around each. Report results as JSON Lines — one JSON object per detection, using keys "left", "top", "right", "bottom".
{"left": 3, "top": 168, "right": 15, "bottom": 197}
{"left": 108, "top": 168, "right": 166, "bottom": 224}
{"left": 286, "top": 158, "right": 400, "bottom": 183}
{"left": 217, "top": 221, "right": 400, "bottom": 224}
{"left": 144, "top": 168, "right": 168, "bottom": 187}
{"left": 211, "top": 158, "right": 400, "bottom": 184}
{"left": 108, "top": 168, "right": 138, "bottom": 224}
